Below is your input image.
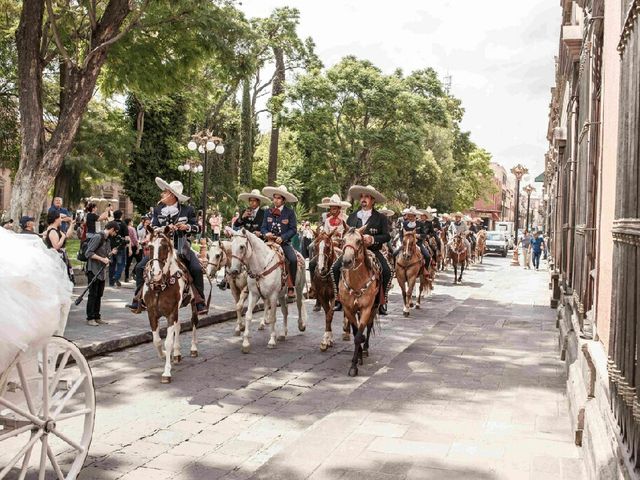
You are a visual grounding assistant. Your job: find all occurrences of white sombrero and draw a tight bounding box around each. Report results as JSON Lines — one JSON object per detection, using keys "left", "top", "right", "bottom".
{"left": 155, "top": 177, "right": 189, "bottom": 203}
{"left": 262, "top": 185, "right": 298, "bottom": 203}
{"left": 379, "top": 207, "right": 394, "bottom": 217}
{"left": 402, "top": 206, "right": 420, "bottom": 216}
{"left": 348, "top": 184, "right": 386, "bottom": 203}
{"left": 238, "top": 189, "right": 270, "bottom": 204}
{"left": 418, "top": 208, "right": 434, "bottom": 219}
{"left": 318, "top": 194, "right": 351, "bottom": 209}
{"left": 453, "top": 211, "right": 463, "bottom": 217}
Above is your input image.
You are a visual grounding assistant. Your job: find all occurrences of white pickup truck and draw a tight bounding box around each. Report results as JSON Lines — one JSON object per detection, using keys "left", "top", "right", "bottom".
{"left": 494, "top": 222, "right": 515, "bottom": 249}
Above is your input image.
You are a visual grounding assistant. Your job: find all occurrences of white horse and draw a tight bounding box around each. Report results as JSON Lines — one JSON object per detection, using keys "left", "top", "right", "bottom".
{"left": 229, "top": 229, "right": 307, "bottom": 353}
{"left": 203, "top": 239, "right": 267, "bottom": 335}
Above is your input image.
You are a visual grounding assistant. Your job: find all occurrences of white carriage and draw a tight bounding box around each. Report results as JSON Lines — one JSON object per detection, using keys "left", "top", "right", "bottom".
{"left": 0, "top": 231, "right": 95, "bottom": 479}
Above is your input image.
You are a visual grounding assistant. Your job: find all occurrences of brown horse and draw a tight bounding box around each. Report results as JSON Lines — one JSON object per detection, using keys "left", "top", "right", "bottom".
{"left": 143, "top": 226, "right": 199, "bottom": 383}
{"left": 311, "top": 229, "right": 341, "bottom": 351}
{"left": 476, "top": 230, "right": 487, "bottom": 264}
{"left": 395, "top": 231, "right": 424, "bottom": 317}
{"left": 339, "top": 227, "right": 380, "bottom": 377}
{"left": 448, "top": 234, "right": 467, "bottom": 284}
{"left": 438, "top": 228, "right": 449, "bottom": 270}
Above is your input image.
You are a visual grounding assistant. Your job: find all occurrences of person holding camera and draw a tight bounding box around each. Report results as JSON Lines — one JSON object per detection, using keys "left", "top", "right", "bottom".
{"left": 85, "top": 221, "right": 119, "bottom": 326}
{"left": 108, "top": 210, "right": 132, "bottom": 287}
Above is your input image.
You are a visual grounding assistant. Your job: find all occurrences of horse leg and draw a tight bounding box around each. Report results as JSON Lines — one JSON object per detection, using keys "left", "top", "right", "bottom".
{"left": 162, "top": 317, "right": 177, "bottom": 383}
{"left": 408, "top": 272, "right": 418, "bottom": 312}
{"left": 172, "top": 319, "right": 182, "bottom": 363}
{"left": 398, "top": 274, "right": 409, "bottom": 317}
{"left": 268, "top": 296, "right": 279, "bottom": 348}
{"left": 190, "top": 303, "right": 198, "bottom": 357}
{"left": 342, "top": 310, "right": 351, "bottom": 341}
{"left": 320, "top": 299, "right": 335, "bottom": 352}
{"left": 348, "top": 321, "right": 363, "bottom": 377}
{"left": 453, "top": 263, "right": 458, "bottom": 284}
{"left": 296, "top": 267, "right": 307, "bottom": 332}
{"left": 363, "top": 322, "right": 373, "bottom": 358}
{"left": 258, "top": 292, "right": 266, "bottom": 330}
{"left": 242, "top": 290, "right": 256, "bottom": 354}
{"left": 150, "top": 312, "right": 163, "bottom": 359}
{"left": 459, "top": 263, "right": 464, "bottom": 283}
{"left": 277, "top": 293, "right": 288, "bottom": 342}
{"left": 234, "top": 286, "right": 247, "bottom": 336}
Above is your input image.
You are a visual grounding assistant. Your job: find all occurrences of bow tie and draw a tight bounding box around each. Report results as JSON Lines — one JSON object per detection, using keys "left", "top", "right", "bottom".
{"left": 271, "top": 208, "right": 281, "bottom": 217}
{"left": 329, "top": 216, "right": 342, "bottom": 226}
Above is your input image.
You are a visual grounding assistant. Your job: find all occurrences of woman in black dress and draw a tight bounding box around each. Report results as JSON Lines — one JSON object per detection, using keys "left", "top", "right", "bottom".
{"left": 44, "top": 210, "right": 75, "bottom": 282}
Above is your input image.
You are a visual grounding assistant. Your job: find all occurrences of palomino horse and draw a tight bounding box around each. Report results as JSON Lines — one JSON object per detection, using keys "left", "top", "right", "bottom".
{"left": 203, "top": 240, "right": 267, "bottom": 336}
{"left": 340, "top": 227, "right": 381, "bottom": 377}
{"left": 448, "top": 234, "right": 468, "bottom": 284}
{"left": 476, "top": 230, "right": 487, "bottom": 264}
{"left": 143, "top": 226, "right": 199, "bottom": 383}
{"left": 395, "top": 231, "right": 424, "bottom": 317}
{"left": 229, "top": 229, "right": 307, "bottom": 353}
{"left": 311, "top": 229, "right": 341, "bottom": 351}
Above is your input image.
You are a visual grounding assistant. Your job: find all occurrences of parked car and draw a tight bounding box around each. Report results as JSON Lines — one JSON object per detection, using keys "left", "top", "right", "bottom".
{"left": 485, "top": 231, "right": 509, "bottom": 257}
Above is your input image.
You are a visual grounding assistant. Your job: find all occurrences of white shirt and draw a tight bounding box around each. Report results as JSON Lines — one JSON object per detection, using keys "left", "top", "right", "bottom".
{"left": 357, "top": 209, "right": 372, "bottom": 225}
{"left": 161, "top": 203, "right": 179, "bottom": 218}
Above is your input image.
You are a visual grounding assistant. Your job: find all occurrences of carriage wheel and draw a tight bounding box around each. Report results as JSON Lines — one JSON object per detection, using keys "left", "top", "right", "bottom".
{"left": 0, "top": 336, "right": 95, "bottom": 479}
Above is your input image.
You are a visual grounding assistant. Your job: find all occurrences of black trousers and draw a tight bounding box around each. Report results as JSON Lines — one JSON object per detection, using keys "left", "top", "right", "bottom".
{"left": 86, "top": 271, "right": 105, "bottom": 320}
{"left": 282, "top": 243, "right": 297, "bottom": 285}
{"left": 134, "top": 249, "right": 205, "bottom": 299}
{"left": 332, "top": 249, "right": 391, "bottom": 301}
{"left": 125, "top": 245, "right": 142, "bottom": 280}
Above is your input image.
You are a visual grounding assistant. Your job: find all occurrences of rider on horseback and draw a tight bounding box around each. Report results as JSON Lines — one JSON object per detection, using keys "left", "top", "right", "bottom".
{"left": 393, "top": 206, "right": 431, "bottom": 267}
{"left": 332, "top": 185, "right": 392, "bottom": 315}
{"left": 418, "top": 207, "right": 440, "bottom": 261}
{"left": 126, "top": 178, "right": 207, "bottom": 314}
{"left": 309, "top": 194, "right": 350, "bottom": 280}
{"left": 448, "top": 212, "right": 472, "bottom": 258}
{"left": 260, "top": 185, "right": 299, "bottom": 299}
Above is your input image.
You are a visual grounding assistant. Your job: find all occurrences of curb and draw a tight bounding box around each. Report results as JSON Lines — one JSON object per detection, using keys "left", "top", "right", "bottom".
{"left": 78, "top": 303, "right": 265, "bottom": 359}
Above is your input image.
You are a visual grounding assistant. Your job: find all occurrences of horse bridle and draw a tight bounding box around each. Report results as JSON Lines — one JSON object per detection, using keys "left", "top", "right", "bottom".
{"left": 146, "top": 236, "right": 176, "bottom": 291}
{"left": 313, "top": 235, "right": 336, "bottom": 278}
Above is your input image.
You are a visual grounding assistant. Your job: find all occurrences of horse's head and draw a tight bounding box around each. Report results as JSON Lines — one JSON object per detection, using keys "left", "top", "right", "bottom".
{"left": 315, "top": 229, "right": 336, "bottom": 275}
{"left": 206, "top": 240, "right": 226, "bottom": 277}
{"left": 147, "top": 226, "right": 173, "bottom": 283}
{"left": 342, "top": 227, "right": 365, "bottom": 269}
{"left": 401, "top": 230, "right": 417, "bottom": 260}
{"left": 229, "top": 229, "right": 250, "bottom": 276}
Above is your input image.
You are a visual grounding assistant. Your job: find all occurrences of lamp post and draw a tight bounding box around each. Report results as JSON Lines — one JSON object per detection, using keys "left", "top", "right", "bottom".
{"left": 187, "top": 130, "right": 225, "bottom": 237}
{"left": 523, "top": 184, "right": 535, "bottom": 231}
{"left": 510, "top": 164, "right": 528, "bottom": 266}
{"left": 177, "top": 159, "right": 203, "bottom": 198}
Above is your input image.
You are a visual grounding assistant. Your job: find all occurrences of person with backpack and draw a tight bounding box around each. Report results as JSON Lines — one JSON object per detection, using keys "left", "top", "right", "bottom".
{"left": 84, "top": 221, "right": 119, "bottom": 326}
{"left": 108, "top": 210, "right": 132, "bottom": 287}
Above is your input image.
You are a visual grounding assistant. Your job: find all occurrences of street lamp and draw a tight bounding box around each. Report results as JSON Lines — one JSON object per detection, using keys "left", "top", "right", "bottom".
{"left": 523, "top": 184, "right": 535, "bottom": 232}
{"left": 187, "top": 130, "right": 225, "bottom": 237}
{"left": 177, "top": 159, "right": 203, "bottom": 198}
{"left": 510, "top": 164, "right": 529, "bottom": 266}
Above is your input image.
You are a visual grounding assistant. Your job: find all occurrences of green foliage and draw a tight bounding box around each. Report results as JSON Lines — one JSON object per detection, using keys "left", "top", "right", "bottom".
{"left": 123, "top": 94, "right": 189, "bottom": 213}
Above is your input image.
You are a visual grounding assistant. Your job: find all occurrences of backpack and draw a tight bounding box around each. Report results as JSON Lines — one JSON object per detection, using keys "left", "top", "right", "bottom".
{"left": 77, "top": 235, "right": 105, "bottom": 262}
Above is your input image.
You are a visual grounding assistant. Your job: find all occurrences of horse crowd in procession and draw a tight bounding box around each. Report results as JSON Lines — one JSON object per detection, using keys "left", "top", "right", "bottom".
{"left": 77, "top": 177, "right": 491, "bottom": 382}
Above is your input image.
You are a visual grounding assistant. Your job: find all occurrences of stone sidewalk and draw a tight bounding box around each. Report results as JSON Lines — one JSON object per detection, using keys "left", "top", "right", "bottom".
{"left": 75, "top": 255, "right": 582, "bottom": 480}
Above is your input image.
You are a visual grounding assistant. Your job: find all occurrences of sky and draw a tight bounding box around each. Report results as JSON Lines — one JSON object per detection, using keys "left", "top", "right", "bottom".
{"left": 239, "top": 0, "right": 560, "bottom": 185}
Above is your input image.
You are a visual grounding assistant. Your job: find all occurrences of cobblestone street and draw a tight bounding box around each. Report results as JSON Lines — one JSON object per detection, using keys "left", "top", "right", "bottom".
{"left": 77, "top": 255, "right": 582, "bottom": 480}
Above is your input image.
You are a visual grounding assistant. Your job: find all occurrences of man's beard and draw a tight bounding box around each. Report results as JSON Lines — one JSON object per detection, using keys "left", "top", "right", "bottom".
{"left": 360, "top": 201, "right": 371, "bottom": 209}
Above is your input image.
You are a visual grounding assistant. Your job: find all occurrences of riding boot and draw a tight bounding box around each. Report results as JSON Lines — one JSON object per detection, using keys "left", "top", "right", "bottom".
{"left": 126, "top": 287, "right": 146, "bottom": 313}
{"left": 333, "top": 301, "right": 343, "bottom": 311}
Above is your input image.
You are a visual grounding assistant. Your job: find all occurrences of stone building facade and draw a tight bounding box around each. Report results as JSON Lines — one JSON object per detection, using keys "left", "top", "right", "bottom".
{"left": 544, "top": 0, "right": 639, "bottom": 478}
{"left": 466, "top": 162, "right": 515, "bottom": 228}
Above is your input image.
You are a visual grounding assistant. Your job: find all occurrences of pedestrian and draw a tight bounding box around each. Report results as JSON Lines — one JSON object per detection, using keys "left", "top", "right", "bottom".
{"left": 520, "top": 229, "right": 532, "bottom": 269}
{"left": 48, "top": 197, "right": 72, "bottom": 234}
{"left": 83, "top": 202, "right": 109, "bottom": 240}
{"left": 108, "top": 210, "right": 131, "bottom": 287}
{"left": 85, "top": 221, "right": 119, "bottom": 326}
{"left": 43, "top": 210, "right": 75, "bottom": 281}
{"left": 124, "top": 218, "right": 140, "bottom": 283}
{"left": 19, "top": 216, "right": 38, "bottom": 235}
{"left": 301, "top": 221, "right": 314, "bottom": 259}
{"left": 209, "top": 210, "right": 222, "bottom": 241}
{"left": 531, "top": 231, "right": 545, "bottom": 270}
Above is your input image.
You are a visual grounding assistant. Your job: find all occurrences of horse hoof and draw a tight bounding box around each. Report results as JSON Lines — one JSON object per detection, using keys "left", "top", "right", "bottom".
{"left": 403, "top": 311, "right": 410, "bottom": 317}
{"left": 161, "top": 376, "right": 171, "bottom": 384}
{"left": 409, "top": 302, "right": 414, "bottom": 308}
{"left": 415, "top": 304, "right": 421, "bottom": 309}
{"left": 342, "top": 333, "right": 351, "bottom": 341}
{"left": 358, "top": 357, "right": 364, "bottom": 366}
{"left": 277, "top": 335, "right": 286, "bottom": 342}
{"left": 348, "top": 367, "right": 358, "bottom": 377}
{"left": 258, "top": 324, "right": 265, "bottom": 331}
{"left": 320, "top": 343, "right": 328, "bottom": 352}
{"left": 267, "top": 343, "right": 276, "bottom": 349}
{"left": 173, "top": 355, "right": 182, "bottom": 363}
{"left": 363, "top": 349, "right": 369, "bottom": 357}
{"left": 298, "top": 324, "right": 306, "bottom": 332}
{"left": 190, "top": 350, "right": 198, "bottom": 358}
{"left": 241, "top": 345, "right": 250, "bottom": 354}
{"left": 234, "top": 329, "right": 242, "bottom": 337}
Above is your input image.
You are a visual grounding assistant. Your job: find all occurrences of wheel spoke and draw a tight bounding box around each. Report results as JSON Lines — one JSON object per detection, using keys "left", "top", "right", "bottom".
{"left": 0, "top": 429, "right": 44, "bottom": 479}
{"left": 46, "top": 443, "right": 65, "bottom": 480}
{"left": 16, "top": 362, "right": 36, "bottom": 415}
{"left": 41, "top": 344, "right": 49, "bottom": 419}
{"left": 17, "top": 431, "right": 37, "bottom": 480}
{"left": 50, "top": 427, "right": 84, "bottom": 452}
{"left": 55, "top": 408, "right": 92, "bottom": 422}
{"left": 38, "top": 435, "right": 47, "bottom": 480}
{"left": 48, "top": 349, "right": 72, "bottom": 398}
{"left": 51, "top": 374, "right": 86, "bottom": 419}
{"left": 0, "top": 423, "right": 33, "bottom": 442}
{"left": 0, "top": 397, "right": 45, "bottom": 427}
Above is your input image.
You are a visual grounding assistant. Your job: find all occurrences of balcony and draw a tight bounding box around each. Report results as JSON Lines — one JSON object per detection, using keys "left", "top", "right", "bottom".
{"left": 562, "top": 25, "right": 583, "bottom": 61}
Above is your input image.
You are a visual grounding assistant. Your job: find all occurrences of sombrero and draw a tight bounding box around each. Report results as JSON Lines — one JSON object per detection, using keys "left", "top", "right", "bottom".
{"left": 238, "top": 189, "right": 270, "bottom": 204}
{"left": 318, "top": 194, "right": 351, "bottom": 209}
{"left": 155, "top": 177, "right": 189, "bottom": 203}
{"left": 262, "top": 185, "right": 298, "bottom": 203}
{"left": 402, "top": 206, "right": 421, "bottom": 216}
{"left": 418, "top": 209, "right": 434, "bottom": 220}
{"left": 378, "top": 207, "right": 394, "bottom": 217}
{"left": 347, "top": 184, "right": 386, "bottom": 203}
{"left": 453, "top": 211, "right": 463, "bottom": 217}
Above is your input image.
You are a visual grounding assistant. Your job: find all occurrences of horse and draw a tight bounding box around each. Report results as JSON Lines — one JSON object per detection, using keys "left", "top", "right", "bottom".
{"left": 310, "top": 229, "right": 341, "bottom": 351}
{"left": 143, "top": 226, "right": 199, "bottom": 384}
{"left": 466, "top": 231, "right": 477, "bottom": 265}
{"left": 395, "top": 231, "right": 424, "bottom": 317}
{"left": 339, "top": 227, "right": 381, "bottom": 377}
{"left": 203, "top": 240, "right": 267, "bottom": 336}
{"left": 438, "top": 228, "right": 449, "bottom": 270}
{"left": 476, "top": 230, "right": 487, "bottom": 264}
{"left": 229, "top": 229, "right": 307, "bottom": 353}
{"left": 448, "top": 234, "right": 468, "bottom": 284}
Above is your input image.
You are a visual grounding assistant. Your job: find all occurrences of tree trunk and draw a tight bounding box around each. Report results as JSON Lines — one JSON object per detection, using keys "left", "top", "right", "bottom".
{"left": 240, "top": 78, "right": 253, "bottom": 187}
{"left": 267, "top": 46, "right": 285, "bottom": 185}
{"left": 9, "top": 0, "right": 133, "bottom": 220}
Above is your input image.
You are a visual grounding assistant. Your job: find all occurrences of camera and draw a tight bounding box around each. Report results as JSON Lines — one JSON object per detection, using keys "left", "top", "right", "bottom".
{"left": 111, "top": 235, "right": 126, "bottom": 249}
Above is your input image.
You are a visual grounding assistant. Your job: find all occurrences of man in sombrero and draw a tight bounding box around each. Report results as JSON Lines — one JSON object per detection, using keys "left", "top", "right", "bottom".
{"left": 233, "top": 188, "right": 270, "bottom": 234}
{"left": 260, "top": 185, "right": 299, "bottom": 298}
{"left": 448, "top": 211, "right": 472, "bottom": 258}
{"left": 126, "top": 177, "right": 207, "bottom": 314}
{"left": 309, "top": 194, "right": 351, "bottom": 279}
{"left": 394, "top": 206, "right": 431, "bottom": 264}
{"left": 332, "top": 184, "right": 392, "bottom": 315}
